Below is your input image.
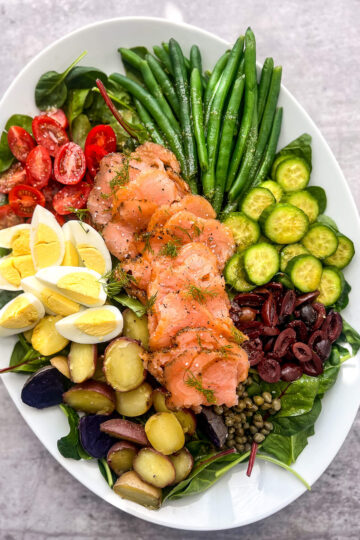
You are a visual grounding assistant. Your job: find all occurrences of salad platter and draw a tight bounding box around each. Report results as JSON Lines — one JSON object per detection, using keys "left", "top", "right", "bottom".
{"left": 0, "top": 17, "right": 359, "bottom": 531}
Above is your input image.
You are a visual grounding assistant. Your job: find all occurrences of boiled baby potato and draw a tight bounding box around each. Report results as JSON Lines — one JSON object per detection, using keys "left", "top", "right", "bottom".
{"left": 21, "top": 365, "right": 67, "bottom": 409}
{"left": 104, "top": 337, "right": 146, "bottom": 392}
{"left": 113, "top": 471, "right": 162, "bottom": 509}
{"left": 31, "top": 315, "right": 69, "bottom": 356}
{"left": 107, "top": 441, "right": 138, "bottom": 476}
{"left": 68, "top": 342, "right": 97, "bottom": 383}
{"left": 133, "top": 447, "right": 175, "bottom": 488}
{"left": 145, "top": 412, "right": 185, "bottom": 455}
{"left": 63, "top": 381, "right": 115, "bottom": 414}
{"left": 92, "top": 355, "right": 106, "bottom": 383}
{"left": 152, "top": 387, "right": 169, "bottom": 412}
{"left": 100, "top": 418, "right": 149, "bottom": 446}
{"left": 50, "top": 355, "right": 71, "bottom": 379}
{"left": 152, "top": 388, "right": 197, "bottom": 435}
{"left": 115, "top": 382, "right": 153, "bottom": 417}
{"left": 122, "top": 309, "right": 149, "bottom": 349}
{"left": 169, "top": 448, "right": 194, "bottom": 484}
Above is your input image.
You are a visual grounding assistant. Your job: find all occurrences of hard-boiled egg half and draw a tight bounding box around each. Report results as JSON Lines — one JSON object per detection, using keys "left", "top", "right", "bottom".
{"left": 30, "top": 205, "right": 65, "bottom": 270}
{"left": 0, "top": 292, "right": 45, "bottom": 337}
{"left": 0, "top": 224, "right": 35, "bottom": 290}
{"left": 21, "top": 276, "right": 82, "bottom": 317}
{"left": 62, "top": 220, "right": 112, "bottom": 275}
{"left": 55, "top": 305, "right": 123, "bottom": 344}
{"left": 36, "top": 266, "right": 107, "bottom": 307}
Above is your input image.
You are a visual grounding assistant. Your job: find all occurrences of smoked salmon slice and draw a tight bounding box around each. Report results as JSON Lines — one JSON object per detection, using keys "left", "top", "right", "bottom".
{"left": 148, "top": 194, "right": 216, "bottom": 231}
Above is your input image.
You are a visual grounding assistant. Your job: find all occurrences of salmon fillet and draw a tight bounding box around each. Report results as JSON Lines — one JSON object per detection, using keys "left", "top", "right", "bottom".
{"left": 148, "top": 194, "right": 216, "bottom": 232}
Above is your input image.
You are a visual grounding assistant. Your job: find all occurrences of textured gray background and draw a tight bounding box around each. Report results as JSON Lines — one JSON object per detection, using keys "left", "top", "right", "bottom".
{"left": 0, "top": 1, "right": 359, "bottom": 539}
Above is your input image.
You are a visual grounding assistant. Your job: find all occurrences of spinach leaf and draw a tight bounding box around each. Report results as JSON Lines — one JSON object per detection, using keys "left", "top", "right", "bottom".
{"left": 71, "top": 114, "right": 91, "bottom": 149}
{"left": 112, "top": 294, "right": 146, "bottom": 318}
{"left": 261, "top": 426, "right": 314, "bottom": 465}
{"left": 35, "top": 51, "right": 87, "bottom": 110}
{"left": 334, "top": 279, "right": 351, "bottom": 311}
{"left": 0, "top": 289, "right": 21, "bottom": 309}
{"left": 65, "top": 66, "right": 107, "bottom": 89}
{"left": 276, "top": 133, "right": 312, "bottom": 170}
{"left": 272, "top": 397, "right": 322, "bottom": 436}
{"left": 8, "top": 334, "right": 48, "bottom": 373}
{"left": 0, "top": 247, "right": 11, "bottom": 258}
{"left": 256, "top": 454, "right": 311, "bottom": 490}
{"left": 5, "top": 114, "right": 33, "bottom": 135}
{"left": 65, "top": 89, "right": 90, "bottom": 130}
{"left": 0, "top": 131, "right": 14, "bottom": 173}
{"left": 261, "top": 374, "right": 319, "bottom": 417}
{"left": 186, "top": 438, "right": 214, "bottom": 461}
{"left": 316, "top": 361, "right": 341, "bottom": 396}
{"left": 340, "top": 319, "right": 360, "bottom": 356}
{"left": 316, "top": 214, "right": 339, "bottom": 232}
{"left": 57, "top": 404, "right": 91, "bottom": 460}
{"left": 98, "top": 458, "right": 116, "bottom": 488}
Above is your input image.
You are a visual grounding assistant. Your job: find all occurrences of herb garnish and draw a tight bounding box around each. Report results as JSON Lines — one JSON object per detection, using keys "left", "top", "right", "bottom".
{"left": 160, "top": 238, "right": 181, "bottom": 258}
{"left": 144, "top": 292, "right": 158, "bottom": 313}
{"left": 101, "top": 268, "right": 135, "bottom": 297}
{"left": 185, "top": 370, "right": 216, "bottom": 404}
{"left": 187, "top": 285, "right": 218, "bottom": 304}
{"left": 67, "top": 207, "right": 90, "bottom": 221}
{"left": 135, "top": 231, "right": 154, "bottom": 254}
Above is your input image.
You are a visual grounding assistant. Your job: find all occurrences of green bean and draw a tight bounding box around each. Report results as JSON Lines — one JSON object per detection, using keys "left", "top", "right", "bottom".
{"left": 109, "top": 73, "right": 187, "bottom": 175}
{"left": 169, "top": 38, "right": 198, "bottom": 191}
{"left": 204, "top": 51, "right": 230, "bottom": 116}
{"left": 146, "top": 53, "right": 180, "bottom": 117}
{"left": 134, "top": 98, "right": 166, "bottom": 146}
{"left": 226, "top": 28, "right": 257, "bottom": 191}
{"left": 202, "top": 36, "right": 244, "bottom": 199}
{"left": 257, "top": 57, "right": 274, "bottom": 125}
{"left": 254, "top": 107, "right": 283, "bottom": 184}
{"left": 190, "top": 45, "right": 206, "bottom": 91}
{"left": 119, "top": 47, "right": 142, "bottom": 70}
{"left": 162, "top": 42, "right": 191, "bottom": 72}
{"left": 213, "top": 75, "right": 245, "bottom": 212}
{"left": 247, "top": 66, "right": 282, "bottom": 184}
{"left": 190, "top": 68, "right": 208, "bottom": 172}
{"left": 153, "top": 45, "right": 173, "bottom": 75}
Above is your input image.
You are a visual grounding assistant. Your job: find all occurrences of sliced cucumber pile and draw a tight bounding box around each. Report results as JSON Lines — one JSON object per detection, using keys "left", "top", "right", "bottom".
{"left": 223, "top": 212, "right": 260, "bottom": 251}
{"left": 259, "top": 203, "right": 309, "bottom": 244}
{"left": 302, "top": 223, "right": 338, "bottom": 259}
{"left": 317, "top": 267, "right": 344, "bottom": 306}
{"left": 240, "top": 187, "right": 275, "bottom": 221}
{"left": 244, "top": 243, "right": 280, "bottom": 286}
{"left": 285, "top": 254, "right": 323, "bottom": 292}
{"left": 224, "top": 251, "right": 255, "bottom": 292}
{"left": 324, "top": 234, "right": 355, "bottom": 269}
{"left": 259, "top": 180, "right": 283, "bottom": 202}
{"left": 275, "top": 157, "right": 310, "bottom": 192}
{"left": 280, "top": 243, "right": 309, "bottom": 272}
{"left": 283, "top": 190, "right": 319, "bottom": 223}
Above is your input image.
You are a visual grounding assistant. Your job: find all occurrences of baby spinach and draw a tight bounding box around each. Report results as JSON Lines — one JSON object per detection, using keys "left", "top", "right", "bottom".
{"left": 334, "top": 279, "right": 351, "bottom": 312}
{"left": 316, "top": 361, "right": 341, "bottom": 397}
{"left": 261, "top": 425, "right": 314, "bottom": 466}
{"left": 35, "top": 51, "right": 87, "bottom": 110}
{"left": 256, "top": 454, "right": 311, "bottom": 490}
{"left": 317, "top": 214, "right": 339, "bottom": 232}
{"left": 340, "top": 318, "right": 360, "bottom": 356}
{"left": 65, "top": 89, "right": 90, "bottom": 130}
{"left": 8, "top": 334, "right": 48, "bottom": 373}
{"left": 5, "top": 114, "right": 33, "bottom": 135}
{"left": 71, "top": 114, "right": 91, "bottom": 149}
{"left": 57, "top": 404, "right": 91, "bottom": 461}
{"left": 0, "top": 131, "right": 14, "bottom": 173}
{"left": 112, "top": 294, "right": 147, "bottom": 318}
{"left": 0, "top": 289, "right": 21, "bottom": 309}
{"left": 98, "top": 458, "right": 116, "bottom": 488}
{"left": 261, "top": 374, "right": 319, "bottom": 417}
{"left": 0, "top": 247, "right": 11, "bottom": 258}
{"left": 272, "top": 397, "right": 322, "bottom": 437}
{"left": 186, "top": 438, "right": 214, "bottom": 461}
{"left": 65, "top": 66, "right": 107, "bottom": 89}
{"left": 276, "top": 133, "right": 312, "bottom": 170}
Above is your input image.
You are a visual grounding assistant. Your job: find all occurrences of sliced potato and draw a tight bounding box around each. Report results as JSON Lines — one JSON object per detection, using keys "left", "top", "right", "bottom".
{"left": 100, "top": 418, "right": 148, "bottom": 446}
{"left": 31, "top": 315, "right": 69, "bottom": 356}
{"left": 107, "top": 441, "right": 137, "bottom": 476}
{"left": 122, "top": 309, "right": 149, "bottom": 349}
{"left": 133, "top": 448, "right": 175, "bottom": 488}
{"left": 63, "top": 381, "right": 115, "bottom": 414}
{"left": 113, "top": 471, "right": 162, "bottom": 509}
{"left": 68, "top": 342, "right": 97, "bottom": 383}
{"left": 50, "top": 355, "right": 71, "bottom": 379}
{"left": 152, "top": 387, "right": 171, "bottom": 413}
{"left": 169, "top": 448, "right": 194, "bottom": 484}
{"left": 104, "top": 337, "right": 146, "bottom": 392}
{"left": 174, "top": 409, "right": 197, "bottom": 436}
{"left": 115, "top": 382, "right": 153, "bottom": 417}
{"left": 93, "top": 354, "right": 107, "bottom": 383}
{"left": 145, "top": 412, "right": 185, "bottom": 455}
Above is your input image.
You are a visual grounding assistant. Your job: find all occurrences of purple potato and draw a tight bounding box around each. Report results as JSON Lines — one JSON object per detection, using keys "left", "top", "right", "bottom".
{"left": 197, "top": 408, "right": 228, "bottom": 448}
{"left": 79, "top": 414, "right": 117, "bottom": 458}
{"left": 21, "top": 365, "right": 67, "bottom": 409}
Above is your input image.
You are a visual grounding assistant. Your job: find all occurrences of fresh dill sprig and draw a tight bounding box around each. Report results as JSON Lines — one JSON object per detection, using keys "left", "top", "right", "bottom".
{"left": 175, "top": 225, "right": 192, "bottom": 240}
{"left": 67, "top": 207, "right": 90, "bottom": 221}
{"left": 185, "top": 371, "right": 216, "bottom": 404}
{"left": 135, "top": 231, "right": 154, "bottom": 254}
{"left": 187, "top": 285, "right": 218, "bottom": 304}
{"left": 101, "top": 268, "right": 135, "bottom": 298}
{"left": 145, "top": 292, "right": 157, "bottom": 313}
{"left": 109, "top": 157, "right": 130, "bottom": 192}
{"left": 160, "top": 237, "right": 181, "bottom": 258}
{"left": 192, "top": 223, "right": 204, "bottom": 237}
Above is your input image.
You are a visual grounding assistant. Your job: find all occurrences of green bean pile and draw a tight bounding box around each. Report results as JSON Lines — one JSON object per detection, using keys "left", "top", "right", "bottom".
{"left": 111, "top": 28, "right": 283, "bottom": 214}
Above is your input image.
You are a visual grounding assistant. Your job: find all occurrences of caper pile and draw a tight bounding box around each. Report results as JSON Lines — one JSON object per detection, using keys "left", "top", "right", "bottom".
{"left": 213, "top": 376, "right": 282, "bottom": 453}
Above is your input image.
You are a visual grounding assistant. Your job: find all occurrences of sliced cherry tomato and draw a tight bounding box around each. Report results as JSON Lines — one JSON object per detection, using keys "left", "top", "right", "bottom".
{"left": 32, "top": 115, "right": 69, "bottom": 156}
{"left": 0, "top": 204, "right": 23, "bottom": 229}
{"left": 42, "top": 180, "right": 62, "bottom": 205}
{"left": 46, "top": 108, "right": 69, "bottom": 129}
{"left": 54, "top": 142, "right": 86, "bottom": 185}
{"left": 85, "top": 125, "right": 116, "bottom": 154}
{"left": 0, "top": 162, "right": 28, "bottom": 194}
{"left": 7, "top": 126, "right": 35, "bottom": 163}
{"left": 25, "top": 145, "right": 52, "bottom": 189}
{"left": 52, "top": 182, "right": 92, "bottom": 215}
{"left": 49, "top": 209, "right": 66, "bottom": 226}
{"left": 85, "top": 144, "right": 107, "bottom": 177}
{"left": 9, "top": 184, "right": 45, "bottom": 217}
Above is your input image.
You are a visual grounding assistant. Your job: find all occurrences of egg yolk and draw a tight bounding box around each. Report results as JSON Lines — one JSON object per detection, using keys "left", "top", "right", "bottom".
{"left": 40, "top": 287, "right": 80, "bottom": 316}
{"left": 62, "top": 240, "right": 79, "bottom": 266}
{"left": 74, "top": 309, "right": 117, "bottom": 336}
{"left": 0, "top": 296, "right": 39, "bottom": 329}
{"left": 77, "top": 244, "right": 106, "bottom": 274}
{"left": 11, "top": 229, "right": 31, "bottom": 256}
{"left": 33, "top": 224, "right": 62, "bottom": 268}
{"left": 0, "top": 258, "right": 21, "bottom": 286}
{"left": 57, "top": 272, "right": 101, "bottom": 305}
{"left": 12, "top": 255, "right": 35, "bottom": 279}
{"left": 31, "top": 315, "right": 69, "bottom": 356}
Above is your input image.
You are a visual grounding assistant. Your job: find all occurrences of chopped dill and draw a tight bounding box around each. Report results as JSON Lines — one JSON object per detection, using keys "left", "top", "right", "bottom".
{"left": 101, "top": 268, "right": 135, "bottom": 298}
{"left": 175, "top": 225, "right": 192, "bottom": 240}
{"left": 145, "top": 292, "right": 157, "bottom": 313}
{"left": 67, "top": 207, "right": 90, "bottom": 221}
{"left": 100, "top": 192, "right": 111, "bottom": 200}
{"left": 192, "top": 223, "right": 204, "bottom": 237}
{"left": 187, "top": 285, "right": 218, "bottom": 304}
{"left": 185, "top": 371, "right": 216, "bottom": 404}
{"left": 160, "top": 237, "right": 181, "bottom": 258}
{"left": 135, "top": 231, "right": 154, "bottom": 254}
{"left": 109, "top": 157, "right": 130, "bottom": 192}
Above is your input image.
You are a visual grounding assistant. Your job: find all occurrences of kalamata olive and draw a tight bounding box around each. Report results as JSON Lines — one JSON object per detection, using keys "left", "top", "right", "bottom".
{"left": 233, "top": 293, "right": 264, "bottom": 307}
{"left": 322, "top": 310, "right": 343, "bottom": 342}
{"left": 256, "top": 282, "right": 283, "bottom": 294}
{"left": 230, "top": 305, "right": 257, "bottom": 324}
{"left": 303, "top": 351, "right": 323, "bottom": 376}
{"left": 292, "top": 342, "right": 312, "bottom": 362}
{"left": 308, "top": 330, "right": 326, "bottom": 350}
{"left": 288, "top": 320, "right": 308, "bottom": 342}
{"left": 312, "top": 302, "right": 327, "bottom": 330}
{"left": 299, "top": 304, "right": 317, "bottom": 327}
{"left": 280, "top": 363, "right": 303, "bottom": 382}
{"left": 261, "top": 326, "right": 280, "bottom": 336}
{"left": 242, "top": 339, "right": 264, "bottom": 367}
{"left": 279, "top": 290, "right": 296, "bottom": 321}
{"left": 264, "top": 337, "right": 276, "bottom": 352}
{"left": 314, "top": 339, "right": 332, "bottom": 362}
{"left": 273, "top": 328, "right": 297, "bottom": 357}
{"left": 257, "top": 358, "right": 281, "bottom": 383}
{"left": 295, "top": 291, "right": 320, "bottom": 307}
{"left": 261, "top": 293, "right": 278, "bottom": 327}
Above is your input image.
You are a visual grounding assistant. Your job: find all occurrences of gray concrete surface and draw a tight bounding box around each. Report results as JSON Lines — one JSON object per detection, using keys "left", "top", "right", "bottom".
{"left": 0, "top": 1, "right": 359, "bottom": 538}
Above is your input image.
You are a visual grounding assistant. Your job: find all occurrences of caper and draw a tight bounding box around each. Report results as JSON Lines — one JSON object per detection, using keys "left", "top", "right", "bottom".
{"left": 237, "top": 400, "right": 246, "bottom": 411}
{"left": 253, "top": 395, "right": 264, "bottom": 406}
{"left": 235, "top": 436, "right": 244, "bottom": 443}
{"left": 264, "top": 421, "right": 273, "bottom": 431}
{"left": 261, "top": 403, "right": 272, "bottom": 410}
{"left": 213, "top": 405, "right": 224, "bottom": 415}
{"left": 237, "top": 427, "right": 244, "bottom": 436}
{"left": 236, "top": 444, "right": 245, "bottom": 453}
{"left": 272, "top": 398, "right": 281, "bottom": 411}
{"left": 225, "top": 417, "right": 234, "bottom": 426}
{"left": 253, "top": 433, "right": 265, "bottom": 444}
{"left": 261, "top": 428, "right": 269, "bottom": 436}
{"left": 243, "top": 422, "right": 250, "bottom": 430}
{"left": 254, "top": 413, "right": 263, "bottom": 423}
{"left": 229, "top": 427, "right": 235, "bottom": 434}
{"left": 245, "top": 443, "right": 251, "bottom": 452}
{"left": 237, "top": 383, "right": 244, "bottom": 393}
{"left": 250, "top": 426, "right": 258, "bottom": 435}
{"left": 240, "top": 412, "right": 247, "bottom": 423}
{"left": 262, "top": 391, "right": 272, "bottom": 403}
{"left": 243, "top": 391, "right": 248, "bottom": 397}
{"left": 227, "top": 438, "right": 235, "bottom": 447}
{"left": 254, "top": 420, "right": 264, "bottom": 429}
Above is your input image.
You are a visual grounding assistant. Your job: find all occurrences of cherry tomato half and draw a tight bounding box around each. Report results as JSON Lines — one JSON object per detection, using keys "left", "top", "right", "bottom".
{"left": 0, "top": 204, "right": 23, "bottom": 229}
{"left": 32, "top": 115, "right": 69, "bottom": 156}
{"left": 0, "top": 162, "right": 28, "bottom": 194}
{"left": 9, "top": 184, "right": 45, "bottom": 217}
{"left": 54, "top": 142, "right": 86, "bottom": 185}
{"left": 85, "top": 144, "right": 107, "bottom": 178}
{"left": 46, "top": 108, "right": 69, "bottom": 129}
{"left": 42, "top": 180, "right": 62, "bottom": 205}
{"left": 52, "top": 182, "right": 92, "bottom": 215}
{"left": 25, "top": 145, "right": 52, "bottom": 190}
{"left": 85, "top": 125, "right": 116, "bottom": 154}
{"left": 7, "top": 126, "right": 35, "bottom": 163}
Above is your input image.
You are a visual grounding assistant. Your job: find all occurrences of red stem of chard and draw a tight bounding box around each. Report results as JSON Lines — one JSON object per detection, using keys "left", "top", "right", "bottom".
{"left": 95, "top": 79, "right": 139, "bottom": 140}
{"left": 0, "top": 357, "right": 38, "bottom": 374}
{"left": 246, "top": 442, "right": 259, "bottom": 477}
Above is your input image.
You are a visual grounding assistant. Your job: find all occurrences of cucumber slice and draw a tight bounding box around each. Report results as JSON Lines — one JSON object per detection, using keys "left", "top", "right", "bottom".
{"left": 286, "top": 254, "right": 323, "bottom": 292}
{"left": 243, "top": 243, "right": 280, "bottom": 285}
{"left": 307, "top": 186, "right": 327, "bottom": 214}
{"left": 260, "top": 203, "right": 309, "bottom": 244}
{"left": 324, "top": 234, "right": 355, "bottom": 269}
{"left": 259, "top": 180, "right": 284, "bottom": 202}
{"left": 317, "top": 267, "right": 344, "bottom": 306}
{"left": 280, "top": 243, "right": 309, "bottom": 272}
{"left": 271, "top": 154, "right": 290, "bottom": 180}
{"left": 302, "top": 223, "right": 338, "bottom": 259}
{"left": 222, "top": 212, "right": 260, "bottom": 251}
{"left": 240, "top": 187, "right": 275, "bottom": 221}
{"left": 283, "top": 190, "right": 319, "bottom": 223}
{"left": 275, "top": 157, "right": 310, "bottom": 192}
{"left": 224, "top": 252, "right": 255, "bottom": 292}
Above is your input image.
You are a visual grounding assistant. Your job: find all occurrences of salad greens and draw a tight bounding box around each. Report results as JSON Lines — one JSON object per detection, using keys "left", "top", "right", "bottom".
{"left": 57, "top": 404, "right": 91, "bottom": 460}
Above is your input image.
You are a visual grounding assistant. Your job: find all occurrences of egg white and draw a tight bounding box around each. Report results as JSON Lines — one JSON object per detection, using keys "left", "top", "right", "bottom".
{"left": 0, "top": 292, "right": 45, "bottom": 337}
{"left": 0, "top": 224, "right": 31, "bottom": 249}
{"left": 65, "top": 220, "right": 112, "bottom": 274}
{"left": 30, "top": 205, "right": 65, "bottom": 270}
{"left": 55, "top": 305, "right": 123, "bottom": 344}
